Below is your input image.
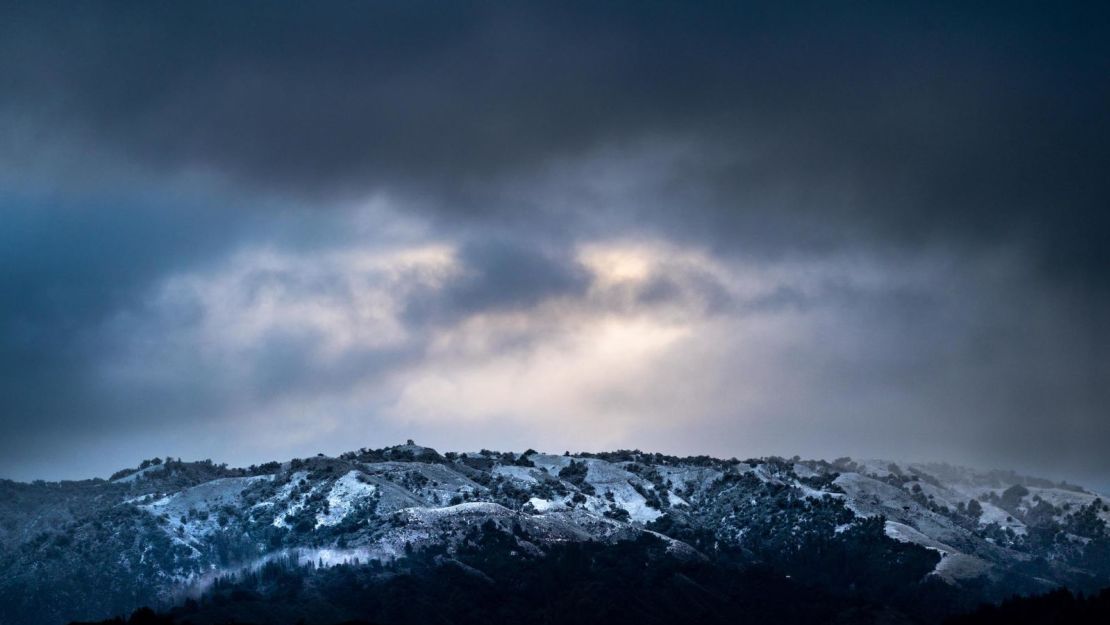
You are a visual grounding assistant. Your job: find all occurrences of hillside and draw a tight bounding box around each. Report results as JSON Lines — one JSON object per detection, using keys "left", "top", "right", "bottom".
{"left": 1, "top": 444, "right": 1107, "bottom": 625}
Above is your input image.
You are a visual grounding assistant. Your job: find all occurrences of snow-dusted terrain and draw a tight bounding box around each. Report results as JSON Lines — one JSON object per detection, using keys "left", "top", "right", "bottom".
{"left": 1, "top": 445, "right": 1107, "bottom": 625}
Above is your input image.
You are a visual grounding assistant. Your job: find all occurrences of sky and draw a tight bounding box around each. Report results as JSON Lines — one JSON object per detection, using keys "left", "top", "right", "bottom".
{"left": 0, "top": 1, "right": 1107, "bottom": 489}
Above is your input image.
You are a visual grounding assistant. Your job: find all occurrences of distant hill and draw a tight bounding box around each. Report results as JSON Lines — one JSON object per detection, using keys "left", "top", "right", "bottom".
{"left": 1, "top": 444, "right": 1107, "bottom": 625}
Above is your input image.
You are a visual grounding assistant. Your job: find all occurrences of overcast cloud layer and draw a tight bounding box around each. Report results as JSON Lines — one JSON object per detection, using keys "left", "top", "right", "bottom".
{"left": 0, "top": 1, "right": 1107, "bottom": 488}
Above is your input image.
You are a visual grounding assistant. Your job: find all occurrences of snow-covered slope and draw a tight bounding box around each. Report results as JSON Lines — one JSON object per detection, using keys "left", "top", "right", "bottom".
{"left": 1, "top": 447, "right": 1107, "bottom": 625}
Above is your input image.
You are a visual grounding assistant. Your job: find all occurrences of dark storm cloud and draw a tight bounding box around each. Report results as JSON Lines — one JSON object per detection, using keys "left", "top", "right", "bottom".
{"left": 2, "top": 0, "right": 1108, "bottom": 284}
{"left": 405, "top": 239, "right": 590, "bottom": 325}
{"left": 0, "top": 190, "right": 272, "bottom": 469}
{"left": 0, "top": 1, "right": 1107, "bottom": 484}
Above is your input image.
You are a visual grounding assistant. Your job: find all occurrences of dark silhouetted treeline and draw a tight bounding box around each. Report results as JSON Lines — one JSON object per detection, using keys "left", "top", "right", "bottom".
{"left": 944, "top": 587, "right": 1110, "bottom": 625}
{"left": 63, "top": 520, "right": 1110, "bottom": 625}
{"left": 65, "top": 528, "right": 918, "bottom": 625}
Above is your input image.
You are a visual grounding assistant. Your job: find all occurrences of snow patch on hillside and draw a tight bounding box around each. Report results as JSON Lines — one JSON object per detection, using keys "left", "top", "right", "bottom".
{"left": 934, "top": 553, "right": 993, "bottom": 581}
{"left": 978, "top": 502, "right": 1026, "bottom": 535}
{"left": 795, "top": 482, "right": 844, "bottom": 501}
{"left": 143, "top": 475, "right": 271, "bottom": 519}
{"left": 656, "top": 465, "right": 723, "bottom": 497}
{"left": 402, "top": 501, "right": 514, "bottom": 521}
{"left": 884, "top": 520, "right": 952, "bottom": 554}
{"left": 529, "top": 454, "right": 573, "bottom": 474}
{"left": 528, "top": 496, "right": 567, "bottom": 513}
{"left": 112, "top": 464, "right": 168, "bottom": 483}
{"left": 493, "top": 465, "right": 540, "bottom": 484}
{"left": 580, "top": 460, "right": 662, "bottom": 523}
{"left": 316, "top": 470, "right": 377, "bottom": 528}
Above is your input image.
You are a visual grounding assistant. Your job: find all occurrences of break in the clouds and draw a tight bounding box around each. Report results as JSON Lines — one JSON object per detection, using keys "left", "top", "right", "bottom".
{"left": 0, "top": 1, "right": 1107, "bottom": 488}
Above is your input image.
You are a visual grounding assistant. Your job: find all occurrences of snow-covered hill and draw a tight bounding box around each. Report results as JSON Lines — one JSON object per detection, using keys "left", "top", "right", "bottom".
{"left": 1, "top": 445, "right": 1107, "bottom": 625}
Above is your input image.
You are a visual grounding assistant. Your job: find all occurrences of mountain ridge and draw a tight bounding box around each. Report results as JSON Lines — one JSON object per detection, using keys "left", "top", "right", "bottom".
{"left": 2, "top": 443, "right": 1108, "bottom": 625}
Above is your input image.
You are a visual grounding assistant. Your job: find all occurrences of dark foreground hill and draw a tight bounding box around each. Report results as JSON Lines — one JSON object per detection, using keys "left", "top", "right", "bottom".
{"left": 68, "top": 531, "right": 929, "bottom": 625}
{"left": 70, "top": 587, "right": 1110, "bottom": 625}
